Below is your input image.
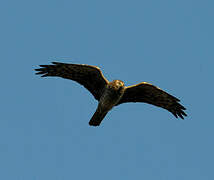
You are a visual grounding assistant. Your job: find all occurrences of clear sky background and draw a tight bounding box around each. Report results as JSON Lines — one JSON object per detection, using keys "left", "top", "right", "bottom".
{"left": 0, "top": 0, "right": 213, "bottom": 179}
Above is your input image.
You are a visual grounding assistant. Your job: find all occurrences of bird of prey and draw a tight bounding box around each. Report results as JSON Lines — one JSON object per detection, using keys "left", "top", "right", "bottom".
{"left": 35, "top": 62, "right": 187, "bottom": 126}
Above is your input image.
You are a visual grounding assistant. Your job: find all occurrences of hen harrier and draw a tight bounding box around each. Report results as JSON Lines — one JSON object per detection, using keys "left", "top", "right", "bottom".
{"left": 35, "top": 62, "right": 187, "bottom": 126}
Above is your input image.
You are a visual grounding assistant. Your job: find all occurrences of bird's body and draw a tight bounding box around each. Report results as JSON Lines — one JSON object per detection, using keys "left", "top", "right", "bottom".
{"left": 99, "top": 80, "right": 125, "bottom": 111}
{"left": 35, "top": 62, "right": 187, "bottom": 126}
{"left": 89, "top": 80, "right": 125, "bottom": 126}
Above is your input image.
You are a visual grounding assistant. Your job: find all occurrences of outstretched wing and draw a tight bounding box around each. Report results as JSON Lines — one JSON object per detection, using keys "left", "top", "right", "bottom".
{"left": 117, "top": 82, "right": 187, "bottom": 119}
{"left": 35, "top": 62, "right": 109, "bottom": 100}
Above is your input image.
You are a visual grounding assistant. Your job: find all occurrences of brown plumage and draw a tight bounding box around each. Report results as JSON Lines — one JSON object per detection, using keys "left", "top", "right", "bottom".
{"left": 116, "top": 82, "right": 186, "bottom": 119}
{"left": 36, "top": 62, "right": 108, "bottom": 100}
{"left": 35, "top": 62, "right": 187, "bottom": 126}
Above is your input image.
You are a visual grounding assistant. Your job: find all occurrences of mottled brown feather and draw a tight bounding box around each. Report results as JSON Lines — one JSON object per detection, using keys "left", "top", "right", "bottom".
{"left": 117, "top": 82, "right": 187, "bottom": 119}
{"left": 35, "top": 62, "right": 109, "bottom": 100}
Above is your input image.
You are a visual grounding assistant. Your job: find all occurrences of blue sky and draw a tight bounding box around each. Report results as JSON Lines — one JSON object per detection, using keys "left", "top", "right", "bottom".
{"left": 0, "top": 0, "right": 213, "bottom": 179}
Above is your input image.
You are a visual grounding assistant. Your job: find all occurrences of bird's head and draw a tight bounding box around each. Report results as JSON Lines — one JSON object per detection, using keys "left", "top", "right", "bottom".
{"left": 108, "top": 80, "right": 125, "bottom": 93}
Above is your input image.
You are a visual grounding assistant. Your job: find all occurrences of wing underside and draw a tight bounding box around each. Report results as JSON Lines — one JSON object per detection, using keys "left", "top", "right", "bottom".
{"left": 35, "top": 62, "right": 109, "bottom": 100}
{"left": 117, "top": 82, "right": 187, "bottom": 119}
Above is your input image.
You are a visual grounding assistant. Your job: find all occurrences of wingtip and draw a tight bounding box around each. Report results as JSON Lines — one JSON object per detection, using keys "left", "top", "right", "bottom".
{"left": 34, "top": 68, "right": 41, "bottom": 71}
{"left": 172, "top": 110, "right": 187, "bottom": 120}
{"left": 179, "top": 115, "right": 184, "bottom": 120}
{"left": 35, "top": 71, "right": 44, "bottom": 75}
{"left": 39, "top": 65, "right": 49, "bottom": 67}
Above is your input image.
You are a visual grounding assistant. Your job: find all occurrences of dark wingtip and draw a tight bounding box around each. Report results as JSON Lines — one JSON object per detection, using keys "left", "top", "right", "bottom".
{"left": 174, "top": 111, "right": 187, "bottom": 120}
{"left": 178, "top": 113, "right": 184, "bottom": 119}
{"left": 34, "top": 66, "right": 48, "bottom": 77}
{"left": 180, "top": 105, "right": 186, "bottom": 110}
{"left": 35, "top": 68, "right": 40, "bottom": 71}
{"left": 172, "top": 112, "right": 178, "bottom": 118}
{"left": 181, "top": 110, "right": 187, "bottom": 117}
{"left": 39, "top": 65, "right": 49, "bottom": 68}
{"left": 35, "top": 71, "right": 44, "bottom": 75}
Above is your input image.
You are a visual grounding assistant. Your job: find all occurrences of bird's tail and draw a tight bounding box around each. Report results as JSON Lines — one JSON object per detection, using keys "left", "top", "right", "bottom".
{"left": 89, "top": 108, "right": 108, "bottom": 126}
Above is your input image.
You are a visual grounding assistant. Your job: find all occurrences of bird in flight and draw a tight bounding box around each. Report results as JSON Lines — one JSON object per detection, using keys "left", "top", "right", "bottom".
{"left": 35, "top": 62, "right": 187, "bottom": 126}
